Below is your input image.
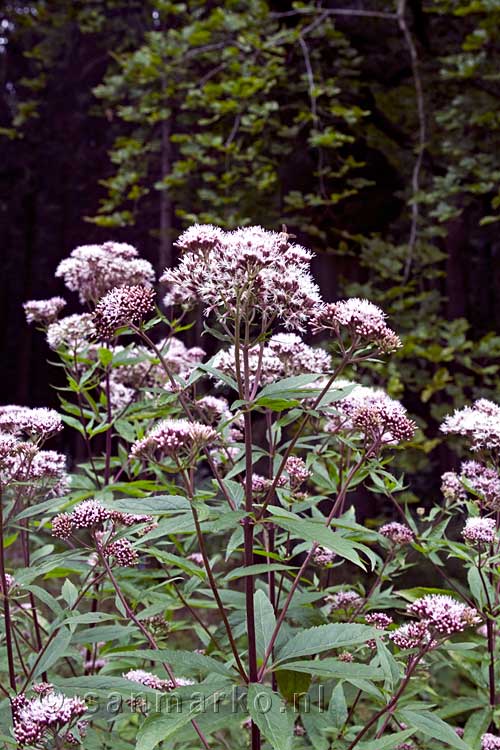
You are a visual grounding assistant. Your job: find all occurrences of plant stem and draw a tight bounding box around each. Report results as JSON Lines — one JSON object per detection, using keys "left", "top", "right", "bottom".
{"left": 0, "top": 484, "right": 17, "bottom": 691}
{"left": 97, "top": 544, "right": 211, "bottom": 750}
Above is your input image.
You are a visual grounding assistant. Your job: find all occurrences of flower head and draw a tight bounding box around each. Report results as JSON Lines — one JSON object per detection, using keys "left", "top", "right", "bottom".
{"left": 130, "top": 419, "right": 217, "bottom": 463}
{"left": 93, "top": 285, "right": 156, "bottom": 338}
{"left": 161, "top": 225, "right": 321, "bottom": 331}
{"left": 390, "top": 621, "right": 435, "bottom": 650}
{"left": 460, "top": 461, "right": 500, "bottom": 510}
{"left": 326, "top": 590, "right": 363, "bottom": 611}
{"left": 365, "top": 612, "right": 393, "bottom": 629}
{"left": 11, "top": 688, "right": 87, "bottom": 746}
{"left": 56, "top": 241, "right": 155, "bottom": 303}
{"left": 24, "top": 297, "right": 66, "bottom": 326}
{"left": 482, "top": 734, "right": 500, "bottom": 750}
{"left": 407, "top": 594, "right": 480, "bottom": 635}
{"left": 325, "top": 384, "right": 415, "bottom": 446}
{"left": 441, "top": 399, "right": 500, "bottom": 451}
{"left": 0, "top": 406, "right": 63, "bottom": 442}
{"left": 379, "top": 522, "right": 414, "bottom": 545}
{"left": 462, "top": 517, "right": 496, "bottom": 546}
{"left": 311, "top": 298, "right": 401, "bottom": 353}
{"left": 47, "top": 313, "right": 97, "bottom": 351}
{"left": 441, "top": 471, "right": 466, "bottom": 503}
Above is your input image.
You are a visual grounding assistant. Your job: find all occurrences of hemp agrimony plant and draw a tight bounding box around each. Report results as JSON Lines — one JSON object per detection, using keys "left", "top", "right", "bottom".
{"left": 1, "top": 227, "right": 499, "bottom": 749}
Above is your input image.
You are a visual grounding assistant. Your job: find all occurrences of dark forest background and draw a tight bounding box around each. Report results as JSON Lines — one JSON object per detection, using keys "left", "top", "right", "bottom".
{"left": 1, "top": 0, "right": 499, "bottom": 494}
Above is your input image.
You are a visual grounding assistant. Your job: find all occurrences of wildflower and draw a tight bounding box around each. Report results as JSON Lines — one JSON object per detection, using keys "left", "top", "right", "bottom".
{"left": 107, "top": 538, "right": 138, "bottom": 567}
{"left": 11, "top": 688, "right": 87, "bottom": 746}
{"left": 130, "top": 419, "right": 217, "bottom": 463}
{"left": 441, "top": 399, "right": 500, "bottom": 451}
{"left": 390, "top": 621, "right": 435, "bottom": 650}
{"left": 313, "top": 546, "right": 336, "bottom": 566}
{"left": 460, "top": 461, "right": 500, "bottom": 510}
{"left": 482, "top": 734, "right": 500, "bottom": 750}
{"left": 462, "top": 517, "right": 496, "bottom": 546}
{"left": 28, "top": 450, "right": 69, "bottom": 497}
{"left": 47, "top": 313, "right": 97, "bottom": 351}
{"left": 379, "top": 522, "right": 414, "bottom": 545}
{"left": 326, "top": 590, "right": 363, "bottom": 612}
{"left": 325, "top": 385, "right": 415, "bottom": 445}
{"left": 285, "top": 456, "right": 310, "bottom": 488}
{"left": 56, "top": 241, "right": 155, "bottom": 303}
{"left": 365, "top": 612, "right": 393, "bottom": 628}
{"left": 294, "top": 723, "right": 306, "bottom": 736}
{"left": 455, "top": 728, "right": 464, "bottom": 738}
{"left": 146, "top": 615, "right": 171, "bottom": 638}
{"left": 23, "top": 297, "right": 66, "bottom": 325}
{"left": 161, "top": 225, "right": 322, "bottom": 331}
{"left": 441, "top": 471, "right": 466, "bottom": 503}
{"left": 213, "top": 333, "right": 330, "bottom": 391}
{"left": 52, "top": 513, "right": 74, "bottom": 539}
{"left": 2, "top": 573, "right": 16, "bottom": 593}
{"left": 339, "top": 652, "right": 354, "bottom": 662}
{"left": 0, "top": 406, "right": 63, "bottom": 441}
{"left": 93, "top": 284, "right": 156, "bottom": 338}
{"left": 311, "top": 298, "right": 401, "bottom": 353}
{"left": 124, "top": 669, "right": 171, "bottom": 691}
{"left": 408, "top": 595, "right": 480, "bottom": 635}
{"left": 188, "top": 552, "right": 204, "bottom": 567}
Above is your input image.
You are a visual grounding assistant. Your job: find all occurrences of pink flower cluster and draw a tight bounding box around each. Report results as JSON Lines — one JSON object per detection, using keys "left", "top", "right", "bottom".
{"left": 285, "top": 456, "right": 310, "bottom": 488}
{"left": 52, "top": 499, "right": 156, "bottom": 566}
{"left": 130, "top": 419, "right": 218, "bottom": 463}
{"left": 441, "top": 471, "right": 467, "bottom": 503}
{"left": 46, "top": 313, "right": 97, "bottom": 352}
{"left": 56, "top": 241, "right": 155, "bottom": 303}
{"left": 313, "top": 546, "right": 336, "bottom": 566}
{"left": 23, "top": 296, "right": 66, "bottom": 325}
{"left": 441, "top": 461, "right": 500, "bottom": 509}
{"left": 161, "top": 225, "right": 321, "bottom": 331}
{"left": 326, "top": 590, "right": 363, "bottom": 611}
{"left": 93, "top": 284, "right": 156, "bottom": 338}
{"left": 365, "top": 612, "right": 393, "bottom": 628}
{"left": 312, "top": 298, "right": 401, "bottom": 353}
{"left": 213, "top": 333, "right": 331, "bottom": 391}
{"left": 325, "top": 383, "right": 416, "bottom": 446}
{"left": 441, "top": 398, "right": 500, "bottom": 451}
{"left": 482, "top": 734, "right": 500, "bottom": 750}
{"left": 390, "top": 620, "right": 435, "bottom": 650}
{"left": 462, "top": 516, "right": 496, "bottom": 546}
{"left": 408, "top": 594, "right": 480, "bottom": 635}
{"left": 124, "top": 669, "right": 194, "bottom": 691}
{"left": 379, "top": 522, "right": 414, "bottom": 545}
{"left": 0, "top": 405, "right": 63, "bottom": 441}
{"left": 11, "top": 686, "right": 87, "bottom": 746}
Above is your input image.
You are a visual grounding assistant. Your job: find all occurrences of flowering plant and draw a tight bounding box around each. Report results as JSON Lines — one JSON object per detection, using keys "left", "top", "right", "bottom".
{"left": 1, "top": 227, "right": 498, "bottom": 749}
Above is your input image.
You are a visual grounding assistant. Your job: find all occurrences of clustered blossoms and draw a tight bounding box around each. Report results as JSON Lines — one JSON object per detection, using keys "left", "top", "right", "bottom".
{"left": 52, "top": 499, "right": 156, "bottom": 566}
{"left": 284, "top": 456, "right": 311, "bottom": 488}
{"left": 56, "top": 241, "right": 155, "bottom": 304}
{"left": 408, "top": 594, "right": 480, "bottom": 636}
{"left": 441, "top": 461, "right": 500, "bottom": 509}
{"left": 313, "top": 546, "right": 336, "bottom": 566}
{"left": 46, "top": 313, "right": 97, "bottom": 352}
{"left": 130, "top": 419, "right": 218, "bottom": 464}
{"left": 213, "top": 333, "right": 331, "bottom": 391}
{"left": 462, "top": 516, "right": 496, "bottom": 546}
{"left": 23, "top": 297, "right": 67, "bottom": 326}
{"left": 441, "top": 398, "right": 500, "bottom": 451}
{"left": 326, "top": 590, "right": 363, "bottom": 612}
{"left": 124, "top": 669, "right": 194, "bottom": 691}
{"left": 161, "top": 225, "right": 321, "bottom": 331}
{"left": 11, "top": 685, "right": 87, "bottom": 746}
{"left": 0, "top": 406, "right": 68, "bottom": 498}
{"left": 93, "top": 284, "right": 156, "bottom": 338}
{"left": 0, "top": 406, "right": 63, "bottom": 441}
{"left": 325, "top": 383, "right": 416, "bottom": 447}
{"left": 379, "top": 522, "right": 415, "bottom": 545}
{"left": 311, "top": 298, "right": 401, "bottom": 353}
{"left": 390, "top": 620, "right": 435, "bottom": 650}
{"left": 365, "top": 612, "right": 393, "bottom": 628}
{"left": 482, "top": 734, "right": 500, "bottom": 749}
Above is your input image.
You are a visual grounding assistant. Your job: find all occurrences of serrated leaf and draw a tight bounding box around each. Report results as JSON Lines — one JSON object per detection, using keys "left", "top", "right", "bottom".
{"left": 275, "top": 624, "right": 378, "bottom": 664}
{"left": 254, "top": 590, "right": 276, "bottom": 661}
{"left": 248, "top": 683, "right": 293, "bottom": 750}
{"left": 399, "top": 709, "right": 471, "bottom": 749}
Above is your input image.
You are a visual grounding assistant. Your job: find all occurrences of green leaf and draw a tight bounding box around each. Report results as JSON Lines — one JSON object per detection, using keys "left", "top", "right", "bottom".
{"left": 247, "top": 683, "right": 294, "bottom": 750}
{"left": 61, "top": 579, "right": 78, "bottom": 608}
{"left": 358, "top": 728, "right": 416, "bottom": 749}
{"left": 275, "top": 670, "right": 312, "bottom": 703}
{"left": 399, "top": 709, "right": 471, "bottom": 749}
{"left": 278, "top": 659, "right": 383, "bottom": 681}
{"left": 269, "top": 508, "right": 367, "bottom": 568}
{"left": 463, "top": 707, "right": 491, "bottom": 746}
{"left": 254, "top": 590, "right": 276, "bottom": 661}
{"left": 105, "top": 495, "right": 190, "bottom": 515}
{"left": 33, "top": 627, "right": 71, "bottom": 678}
{"left": 109, "top": 648, "right": 232, "bottom": 676}
{"left": 329, "top": 682, "right": 347, "bottom": 728}
{"left": 275, "top": 624, "right": 377, "bottom": 664}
